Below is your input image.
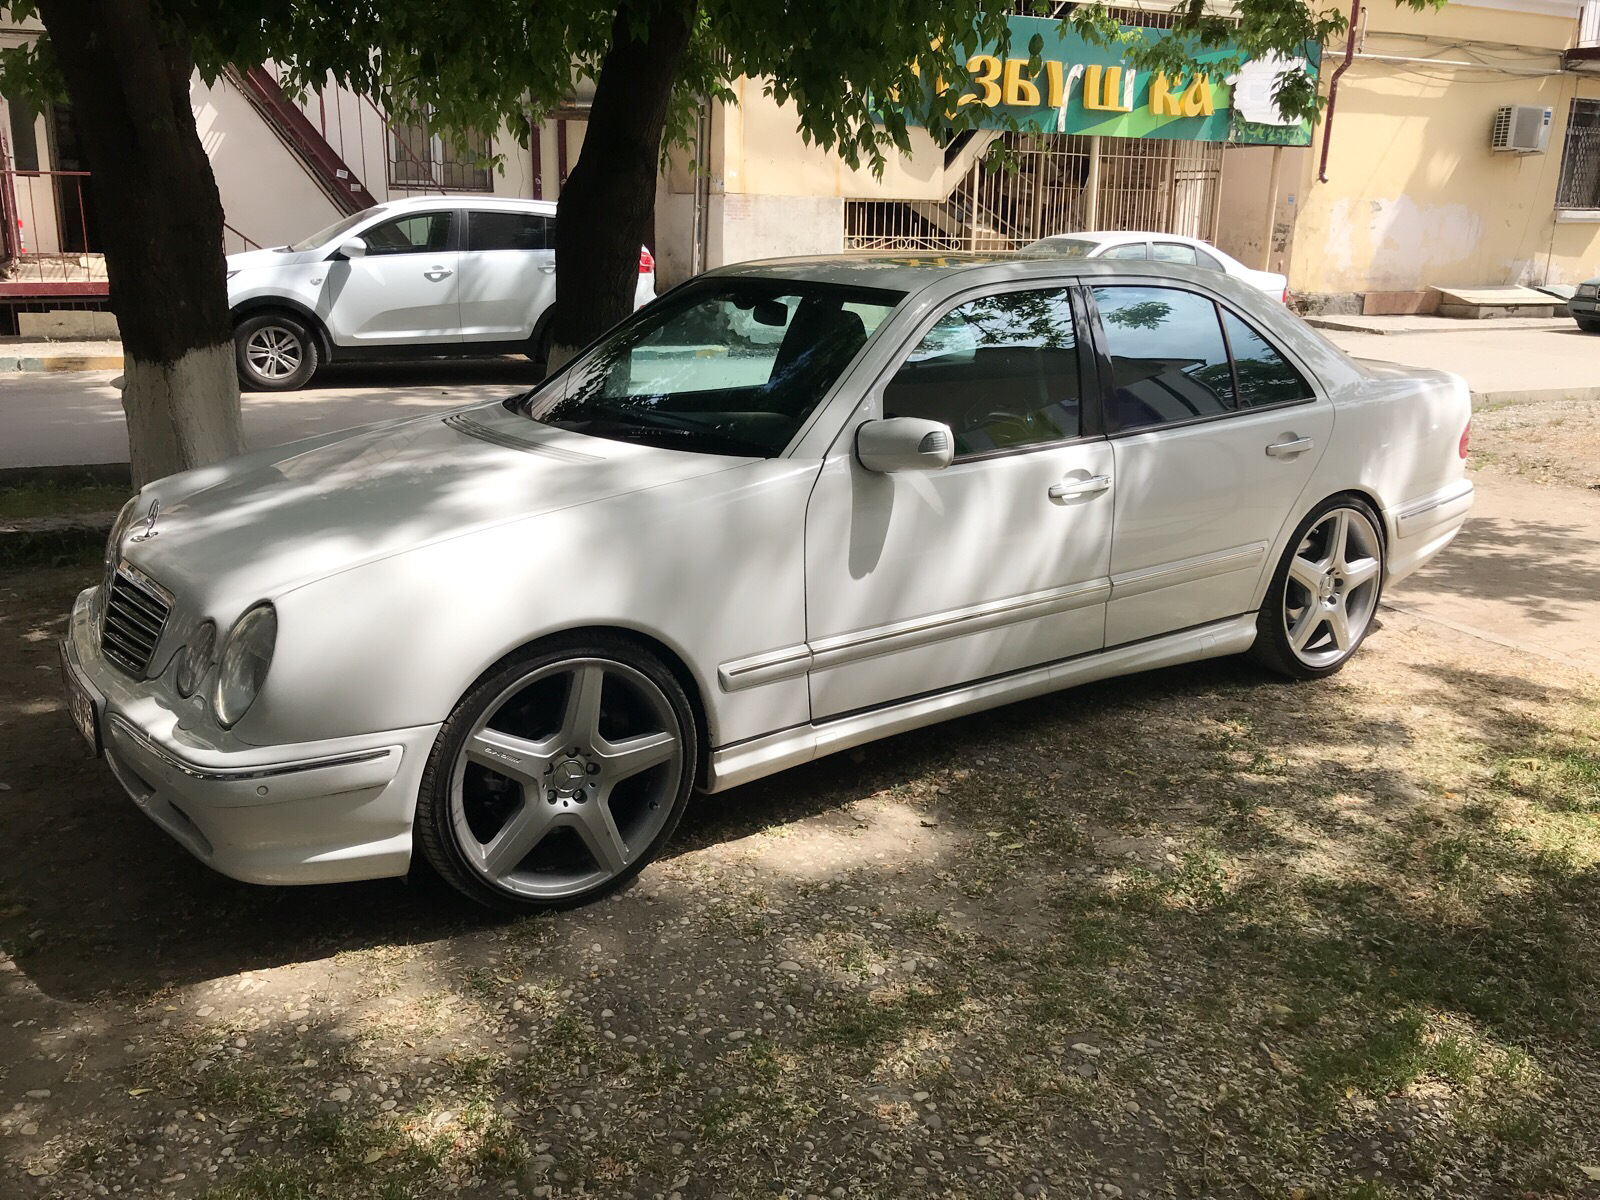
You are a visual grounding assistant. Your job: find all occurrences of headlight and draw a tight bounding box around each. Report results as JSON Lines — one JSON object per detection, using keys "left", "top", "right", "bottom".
{"left": 175, "top": 620, "right": 216, "bottom": 698}
{"left": 1580, "top": 283, "right": 1599, "bottom": 298}
{"left": 212, "top": 605, "right": 277, "bottom": 727}
{"left": 226, "top": 271, "right": 239, "bottom": 280}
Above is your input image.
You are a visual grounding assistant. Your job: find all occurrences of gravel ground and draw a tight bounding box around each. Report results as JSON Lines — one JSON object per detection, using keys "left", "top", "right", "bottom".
{"left": 4, "top": 556, "right": 1600, "bottom": 1200}
{"left": 1470, "top": 397, "right": 1600, "bottom": 491}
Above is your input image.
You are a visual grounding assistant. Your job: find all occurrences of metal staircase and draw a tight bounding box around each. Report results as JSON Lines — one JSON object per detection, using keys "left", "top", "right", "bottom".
{"left": 224, "top": 66, "right": 376, "bottom": 216}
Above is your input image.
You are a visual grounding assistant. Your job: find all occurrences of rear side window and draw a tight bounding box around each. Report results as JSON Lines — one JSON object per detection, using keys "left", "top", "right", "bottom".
{"left": 362, "top": 211, "right": 453, "bottom": 256}
{"left": 1221, "top": 310, "right": 1315, "bottom": 408}
{"left": 884, "top": 288, "right": 1081, "bottom": 457}
{"left": 1101, "top": 242, "right": 1149, "bottom": 260}
{"left": 467, "top": 210, "right": 553, "bottom": 251}
{"left": 1151, "top": 242, "right": 1198, "bottom": 266}
{"left": 1093, "top": 286, "right": 1233, "bottom": 430}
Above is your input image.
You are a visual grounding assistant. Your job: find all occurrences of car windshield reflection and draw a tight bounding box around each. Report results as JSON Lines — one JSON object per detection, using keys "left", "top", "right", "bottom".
{"left": 522, "top": 279, "right": 904, "bottom": 457}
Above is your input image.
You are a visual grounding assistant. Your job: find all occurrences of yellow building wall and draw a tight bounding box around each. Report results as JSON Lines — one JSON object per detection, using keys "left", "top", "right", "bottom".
{"left": 1290, "top": 2, "right": 1600, "bottom": 297}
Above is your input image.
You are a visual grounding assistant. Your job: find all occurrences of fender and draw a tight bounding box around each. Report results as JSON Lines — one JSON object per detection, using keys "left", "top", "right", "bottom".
{"left": 230, "top": 296, "right": 333, "bottom": 359}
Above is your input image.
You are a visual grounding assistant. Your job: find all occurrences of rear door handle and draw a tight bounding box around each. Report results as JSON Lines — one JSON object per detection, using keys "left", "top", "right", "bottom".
{"left": 1048, "top": 474, "right": 1112, "bottom": 500}
{"left": 424, "top": 267, "right": 454, "bottom": 281}
{"left": 1265, "top": 436, "right": 1314, "bottom": 458}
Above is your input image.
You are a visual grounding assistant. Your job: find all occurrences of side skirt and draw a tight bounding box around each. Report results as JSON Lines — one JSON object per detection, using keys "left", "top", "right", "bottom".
{"left": 704, "top": 614, "right": 1259, "bottom": 793}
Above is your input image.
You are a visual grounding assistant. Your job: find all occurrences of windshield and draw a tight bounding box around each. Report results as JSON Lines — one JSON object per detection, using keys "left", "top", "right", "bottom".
{"left": 522, "top": 279, "right": 903, "bottom": 457}
{"left": 289, "top": 209, "right": 381, "bottom": 252}
{"left": 1018, "top": 238, "right": 1097, "bottom": 260}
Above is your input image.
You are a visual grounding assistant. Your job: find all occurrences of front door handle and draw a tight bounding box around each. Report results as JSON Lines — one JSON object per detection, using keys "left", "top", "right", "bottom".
{"left": 539, "top": 265, "right": 557, "bottom": 275}
{"left": 1048, "top": 474, "right": 1112, "bottom": 501}
{"left": 424, "top": 267, "right": 454, "bottom": 281}
{"left": 1266, "top": 436, "right": 1314, "bottom": 458}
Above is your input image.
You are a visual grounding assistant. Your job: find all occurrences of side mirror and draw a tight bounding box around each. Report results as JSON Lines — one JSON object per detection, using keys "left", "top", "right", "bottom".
{"left": 855, "top": 417, "right": 955, "bottom": 474}
{"left": 338, "top": 236, "right": 368, "bottom": 260}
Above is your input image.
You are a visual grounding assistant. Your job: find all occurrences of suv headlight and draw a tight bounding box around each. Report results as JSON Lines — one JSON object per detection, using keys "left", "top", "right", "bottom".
{"left": 212, "top": 605, "right": 277, "bottom": 727}
{"left": 176, "top": 620, "right": 216, "bottom": 698}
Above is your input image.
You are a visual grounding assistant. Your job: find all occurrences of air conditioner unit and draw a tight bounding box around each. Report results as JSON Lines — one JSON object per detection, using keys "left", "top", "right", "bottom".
{"left": 1491, "top": 105, "right": 1552, "bottom": 153}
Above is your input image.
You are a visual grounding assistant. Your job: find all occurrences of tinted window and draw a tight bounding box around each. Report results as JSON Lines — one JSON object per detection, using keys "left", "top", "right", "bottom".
{"left": 467, "top": 210, "right": 553, "bottom": 251}
{"left": 1093, "top": 286, "right": 1234, "bottom": 431}
{"left": 530, "top": 281, "right": 901, "bottom": 458}
{"left": 1222, "top": 311, "right": 1314, "bottom": 408}
{"left": 1102, "top": 242, "right": 1149, "bottom": 260}
{"left": 362, "top": 211, "right": 453, "bottom": 255}
{"left": 884, "top": 289, "right": 1081, "bottom": 457}
{"left": 1151, "top": 242, "right": 1198, "bottom": 266}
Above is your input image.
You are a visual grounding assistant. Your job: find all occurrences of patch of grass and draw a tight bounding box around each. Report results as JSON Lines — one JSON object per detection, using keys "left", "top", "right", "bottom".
{"left": 806, "top": 982, "right": 967, "bottom": 1053}
{"left": 0, "top": 479, "right": 129, "bottom": 519}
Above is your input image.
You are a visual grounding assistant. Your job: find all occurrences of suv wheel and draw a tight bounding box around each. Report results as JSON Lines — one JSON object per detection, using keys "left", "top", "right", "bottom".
{"left": 235, "top": 313, "right": 319, "bottom": 391}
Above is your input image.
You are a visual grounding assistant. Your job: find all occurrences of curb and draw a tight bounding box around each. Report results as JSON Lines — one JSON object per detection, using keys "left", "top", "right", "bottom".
{"left": 0, "top": 354, "right": 123, "bottom": 373}
{"left": 0, "top": 510, "right": 116, "bottom": 570}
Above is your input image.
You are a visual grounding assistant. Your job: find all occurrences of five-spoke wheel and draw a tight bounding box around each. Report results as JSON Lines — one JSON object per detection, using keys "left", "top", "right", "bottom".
{"left": 417, "top": 638, "right": 696, "bottom": 910}
{"left": 1253, "top": 497, "right": 1385, "bottom": 679}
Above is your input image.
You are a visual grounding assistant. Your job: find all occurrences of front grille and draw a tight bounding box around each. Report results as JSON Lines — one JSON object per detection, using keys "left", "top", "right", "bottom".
{"left": 101, "top": 564, "right": 173, "bottom": 677}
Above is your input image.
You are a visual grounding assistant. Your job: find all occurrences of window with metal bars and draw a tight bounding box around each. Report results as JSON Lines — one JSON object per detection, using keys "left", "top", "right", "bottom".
{"left": 389, "top": 110, "right": 493, "bottom": 192}
{"left": 1556, "top": 98, "right": 1600, "bottom": 210}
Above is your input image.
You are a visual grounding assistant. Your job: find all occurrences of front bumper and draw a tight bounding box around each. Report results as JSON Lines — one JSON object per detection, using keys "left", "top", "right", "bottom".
{"left": 1570, "top": 295, "right": 1599, "bottom": 319}
{"left": 62, "top": 586, "right": 441, "bottom": 886}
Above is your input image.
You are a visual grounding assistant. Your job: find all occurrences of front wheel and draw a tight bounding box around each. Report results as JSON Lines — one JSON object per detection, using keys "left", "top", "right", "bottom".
{"left": 235, "top": 313, "right": 318, "bottom": 391}
{"left": 1250, "top": 497, "right": 1385, "bottom": 680}
{"left": 1576, "top": 317, "right": 1600, "bottom": 334}
{"left": 415, "top": 636, "right": 697, "bottom": 912}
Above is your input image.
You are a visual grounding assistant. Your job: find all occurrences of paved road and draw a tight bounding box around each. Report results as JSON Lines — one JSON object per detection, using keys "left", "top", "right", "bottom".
{"left": 0, "top": 359, "right": 544, "bottom": 470}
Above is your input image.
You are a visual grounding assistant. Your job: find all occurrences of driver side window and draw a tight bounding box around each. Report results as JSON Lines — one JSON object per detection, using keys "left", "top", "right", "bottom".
{"left": 361, "top": 211, "right": 454, "bottom": 256}
{"left": 883, "top": 288, "right": 1082, "bottom": 458}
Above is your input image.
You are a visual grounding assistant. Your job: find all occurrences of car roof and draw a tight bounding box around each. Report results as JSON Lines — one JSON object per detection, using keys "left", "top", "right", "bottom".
{"left": 708, "top": 252, "right": 1232, "bottom": 296}
{"left": 370, "top": 194, "right": 557, "bottom": 215}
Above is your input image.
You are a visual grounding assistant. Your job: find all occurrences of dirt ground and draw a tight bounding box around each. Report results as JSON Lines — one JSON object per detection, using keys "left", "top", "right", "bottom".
{"left": 1469, "top": 396, "right": 1600, "bottom": 492}
{"left": 3, "top": 414, "right": 1600, "bottom": 1200}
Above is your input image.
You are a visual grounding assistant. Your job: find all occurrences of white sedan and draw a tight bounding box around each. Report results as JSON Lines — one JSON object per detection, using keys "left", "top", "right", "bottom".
{"left": 61, "top": 255, "right": 1473, "bottom": 911}
{"left": 1022, "top": 231, "right": 1289, "bottom": 302}
{"left": 225, "top": 196, "right": 657, "bottom": 390}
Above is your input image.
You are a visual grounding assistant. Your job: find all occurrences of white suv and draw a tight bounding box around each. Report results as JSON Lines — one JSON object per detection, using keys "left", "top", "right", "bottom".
{"left": 226, "top": 196, "right": 657, "bottom": 391}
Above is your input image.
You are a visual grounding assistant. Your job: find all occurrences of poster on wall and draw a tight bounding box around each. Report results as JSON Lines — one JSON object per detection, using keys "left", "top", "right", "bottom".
{"left": 900, "top": 15, "right": 1320, "bottom": 146}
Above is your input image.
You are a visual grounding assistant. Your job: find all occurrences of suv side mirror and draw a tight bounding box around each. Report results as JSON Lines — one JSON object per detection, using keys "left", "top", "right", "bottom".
{"left": 338, "top": 236, "right": 368, "bottom": 260}
{"left": 856, "top": 417, "right": 955, "bottom": 473}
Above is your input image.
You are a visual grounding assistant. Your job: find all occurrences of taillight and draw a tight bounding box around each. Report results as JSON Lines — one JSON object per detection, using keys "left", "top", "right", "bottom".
{"left": 1459, "top": 422, "right": 1470, "bottom": 459}
{"left": 1281, "top": 286, "right": 1289, "bottom": 305}
{"left": 639, "top": 247, "right": 654, "bottom": 274}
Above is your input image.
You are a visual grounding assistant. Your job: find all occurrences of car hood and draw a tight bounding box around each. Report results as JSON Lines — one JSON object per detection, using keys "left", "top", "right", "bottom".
{"left": 124, "top": 401, "right": 748, "bottom": 612}
{"left": 226, "top": 246, "right": 313, "bottom": 272}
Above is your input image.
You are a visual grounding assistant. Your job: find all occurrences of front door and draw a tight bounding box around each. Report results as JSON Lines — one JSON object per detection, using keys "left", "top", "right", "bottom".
{"left": 1088, "top": 282, "right": 1334, "bottom": 646}
{"left": 804, "top": 284, "right": 1114, "bottom": 719}
{"left": 319, "top": 208, "right": 461, "bottom": 346}
{"left": 458, "top": 208, "right": 557, "bottom": 341}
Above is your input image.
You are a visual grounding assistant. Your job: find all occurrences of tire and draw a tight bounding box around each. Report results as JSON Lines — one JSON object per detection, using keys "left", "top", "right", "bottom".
{"left": 1576, "top": 317, "right": 1600, "bottom": 334}
{"left": 415, "top": 634, "right": 698, "bottom": 913}
{"left": 1250, "top": 495, "right": 1385, "bottom": 681}
{"left": 525, "top": 317, "right": 555, "bottom": 373}
{"left": 234, "top": 312, "right": 319, "bottom": 392}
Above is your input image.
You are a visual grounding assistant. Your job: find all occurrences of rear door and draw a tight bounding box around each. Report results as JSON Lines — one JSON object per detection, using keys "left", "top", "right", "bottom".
{"left": 457, "top": 208, "right": 557, "bottom": 341}
{"left": 319, "top": 209, "right": 461, "bottom": 346}
{"left": 1087, "top": 281, "right": 1334, "bottom": 646}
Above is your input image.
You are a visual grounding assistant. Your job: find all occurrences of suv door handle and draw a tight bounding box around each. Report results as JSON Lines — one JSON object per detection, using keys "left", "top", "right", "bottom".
{"left": 424, "top": 267, "right": 454, "bottom": 281}
{"left": 539, "top": 265, "right": 556, "bottom": 275}
{"left": 1265, "top": 436, "right": 1313, "bottom": 458}
{"left": 1048, "top": 474, "right": 1112, "bottom": 500}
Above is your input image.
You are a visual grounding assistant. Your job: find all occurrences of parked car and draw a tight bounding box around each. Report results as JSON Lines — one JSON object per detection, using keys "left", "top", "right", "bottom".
{"left": 1571, "top": 276, "right": 1600, "bottom": 332}
{"left": 1021, "top": 231, "right": 1289, "bottom": 302}
{"left": 63, "top": 255, "right": 1473, "bottom": 912}
{"left": 225, "top": 196, "right": 657, "bottom": 391}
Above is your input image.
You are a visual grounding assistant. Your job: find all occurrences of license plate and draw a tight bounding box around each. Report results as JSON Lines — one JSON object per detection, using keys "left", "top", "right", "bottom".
{"left": 60, "top": 641, "right": 101, "bottom": 755}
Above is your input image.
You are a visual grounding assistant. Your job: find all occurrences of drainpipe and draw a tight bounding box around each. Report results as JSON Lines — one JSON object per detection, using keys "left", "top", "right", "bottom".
{"left": 1318, "top": 0, "right": 1362, "bottom": 184}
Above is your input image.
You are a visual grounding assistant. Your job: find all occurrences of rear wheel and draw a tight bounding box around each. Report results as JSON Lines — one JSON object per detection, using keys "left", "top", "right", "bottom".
{"left": 235, "top": 313, "right": 318, "bottom": 391}
{"left": 416, "top": 635, "right": 696, "bottom": 912}
{"left": 1251, "top": 497, "right": 1385, "bottom": 680}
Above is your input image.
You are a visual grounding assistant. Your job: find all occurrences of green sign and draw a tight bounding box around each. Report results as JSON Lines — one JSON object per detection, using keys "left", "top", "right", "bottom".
{"left": 908, "top": 15, "right": 1318, "bottom": 146}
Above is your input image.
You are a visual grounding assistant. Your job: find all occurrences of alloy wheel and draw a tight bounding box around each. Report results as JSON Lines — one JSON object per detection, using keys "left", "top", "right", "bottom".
{"left": 447, "top": 658, "right": 683, "bottom": 901}
{"left": 244, "top": 325, "right": 304, "bottom": 381}
{"left": 1281, "top": 507, "right": 1382, "bottom": 669}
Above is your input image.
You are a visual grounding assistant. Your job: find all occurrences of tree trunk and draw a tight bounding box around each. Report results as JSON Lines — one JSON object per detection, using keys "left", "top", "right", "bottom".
{"left": 550, "top": 0, "right": 693, "bottom": 368}
{"left": 38, "top": 0, "right": 244, "bottom": 488}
